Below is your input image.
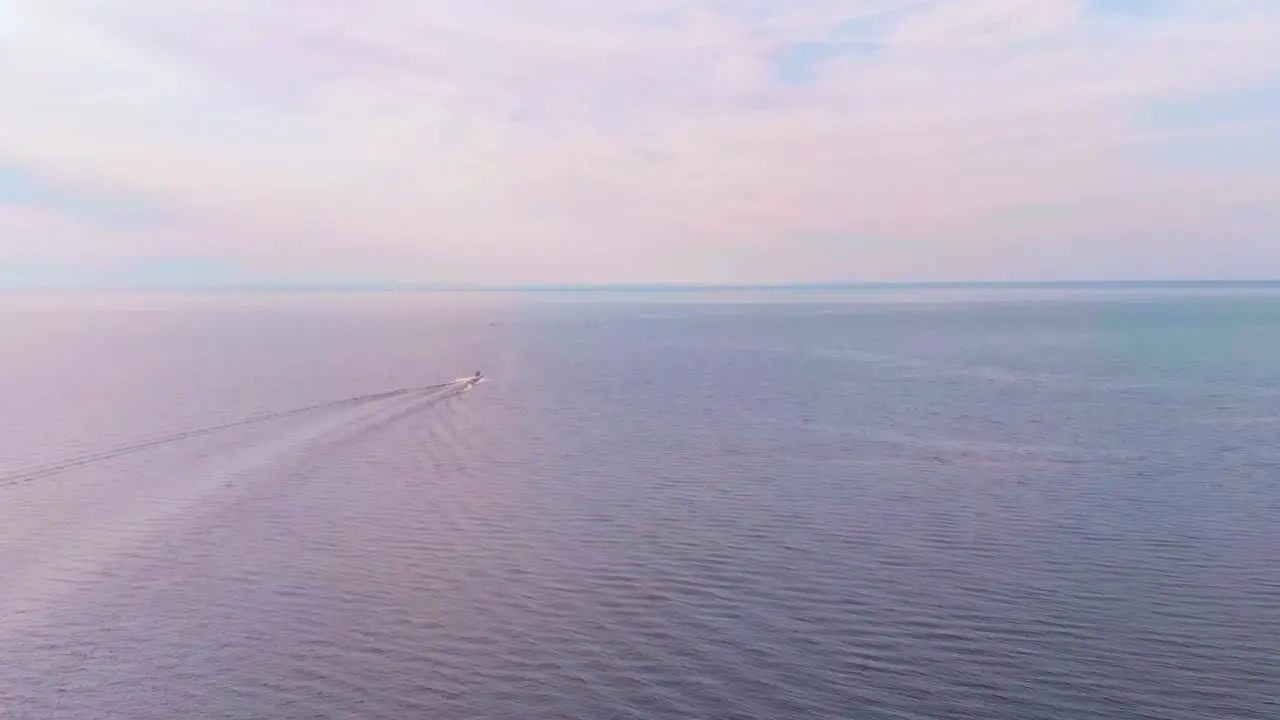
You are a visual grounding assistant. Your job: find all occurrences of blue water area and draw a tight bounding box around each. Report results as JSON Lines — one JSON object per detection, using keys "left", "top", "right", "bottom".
{"left": 0, "top": 286, "right": 1276, "bottom": 719}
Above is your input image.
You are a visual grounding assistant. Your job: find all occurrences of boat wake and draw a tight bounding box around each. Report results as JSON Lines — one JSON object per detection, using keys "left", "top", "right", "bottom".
{"left": 0, "top": 377, "right": 478, "bottom": 488}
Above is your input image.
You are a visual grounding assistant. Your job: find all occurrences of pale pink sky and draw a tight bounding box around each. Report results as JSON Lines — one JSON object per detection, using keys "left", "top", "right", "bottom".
{"left": 2, "top": 0, "right": 1279, "bottom": 286}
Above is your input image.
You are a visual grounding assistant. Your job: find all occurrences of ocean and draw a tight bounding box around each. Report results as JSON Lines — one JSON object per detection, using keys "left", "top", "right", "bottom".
{"left": 1, "top": 285, "right": 1277, "bottom": 719}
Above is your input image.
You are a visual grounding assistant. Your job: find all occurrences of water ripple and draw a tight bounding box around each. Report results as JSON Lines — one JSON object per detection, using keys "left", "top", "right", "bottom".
{"left": 3, "top": 296, "right": 1279, "bottom": 719}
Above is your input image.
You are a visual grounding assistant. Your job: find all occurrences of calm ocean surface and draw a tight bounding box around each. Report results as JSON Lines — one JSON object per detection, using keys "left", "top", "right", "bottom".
{"left": 1, "top": 286, "right": 1277, "bottom": 719}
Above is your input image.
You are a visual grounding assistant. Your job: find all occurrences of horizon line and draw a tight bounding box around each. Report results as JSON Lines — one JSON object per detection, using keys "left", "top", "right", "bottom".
{"left": 4, "top": 279, "right": 1280, "bottom": 294}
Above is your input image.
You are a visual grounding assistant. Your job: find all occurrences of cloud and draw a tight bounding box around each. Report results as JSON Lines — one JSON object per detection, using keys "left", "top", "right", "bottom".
{"left": 2, "top": 0, "right": 1279, "bottom": 285}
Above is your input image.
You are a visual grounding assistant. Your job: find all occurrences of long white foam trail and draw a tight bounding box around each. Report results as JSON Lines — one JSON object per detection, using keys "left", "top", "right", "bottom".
{"left": 0, "top": 379, "right": 472, "bottom": 487}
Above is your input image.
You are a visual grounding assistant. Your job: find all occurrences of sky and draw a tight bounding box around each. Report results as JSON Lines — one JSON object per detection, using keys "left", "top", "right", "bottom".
{"left": 2, "top": 0, "right": 1280, "bottom": 287}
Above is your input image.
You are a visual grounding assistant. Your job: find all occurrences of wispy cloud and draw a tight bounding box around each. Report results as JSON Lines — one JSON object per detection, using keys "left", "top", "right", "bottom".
{"left": 2, "top": 0, "right": 1279, "bottom": 285}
